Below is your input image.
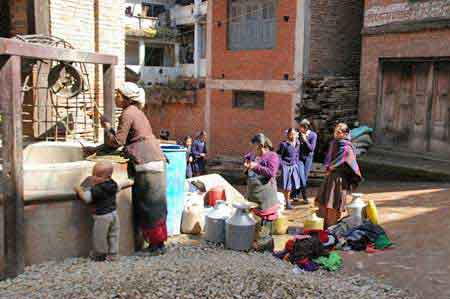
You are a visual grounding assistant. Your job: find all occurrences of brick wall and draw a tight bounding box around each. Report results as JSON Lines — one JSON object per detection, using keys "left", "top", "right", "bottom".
{"left": 308, "top": 0, "right": 363, "bottom": 76}
{"left": 146, "top": 89, "right": 207, "bottom": 143}
{"left": 211, "top": 0, "right": 297, "bottom": 81}
{"left": 359, "top": 29, "right": 450, "bottom": 126}
{"left": 48, "top": 0, "right": 124, "bottom": 84}
{"left": 209, "top": 90, "right": 292, "bottom": 157}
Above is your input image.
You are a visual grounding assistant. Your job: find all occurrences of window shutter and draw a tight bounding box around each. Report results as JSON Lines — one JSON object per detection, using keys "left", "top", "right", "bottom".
{"left": 228, "top": 0, "right": 276, "bottom": 50}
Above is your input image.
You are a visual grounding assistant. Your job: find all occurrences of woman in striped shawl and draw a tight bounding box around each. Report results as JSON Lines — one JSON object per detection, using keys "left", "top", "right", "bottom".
{"left": 315, "top": 123, "right": 362, "bottom": 227}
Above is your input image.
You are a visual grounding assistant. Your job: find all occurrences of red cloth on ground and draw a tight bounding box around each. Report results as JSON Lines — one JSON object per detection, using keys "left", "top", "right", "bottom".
{"left": 285, "top": 239, "right": 295, "bottom": 252}
{"left": 303, "top": 229, "right": 329, "bottom": 243}
{"left": 142, "top": 219, "right": 168, "bottom": 245}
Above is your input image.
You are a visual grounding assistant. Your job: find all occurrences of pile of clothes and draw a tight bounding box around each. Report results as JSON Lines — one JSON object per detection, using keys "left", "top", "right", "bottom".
{"left": 273, "top": 231, "right": 342, "bottom": 272}
{"left": 329, "top": 220, "right": 393, "bottom": 253}
{"left": 274, "top": 220, "right": 393, "bottom": 272}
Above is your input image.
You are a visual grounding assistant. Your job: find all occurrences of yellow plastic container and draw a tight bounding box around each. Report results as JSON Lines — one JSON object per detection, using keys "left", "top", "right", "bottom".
{"left": 304, "top": 209, "right": 324, "bottom": 230}
{"left": 366, "top": 199, "right": 379, "bottom": 224}
{"left": 272, "top": 215, "right": 288, "bottom": 235}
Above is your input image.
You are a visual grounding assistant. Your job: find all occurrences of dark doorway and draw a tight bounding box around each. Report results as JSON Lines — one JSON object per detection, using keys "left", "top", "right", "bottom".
{"left": 0, "top": 1, "right": 11, "bottom": 38}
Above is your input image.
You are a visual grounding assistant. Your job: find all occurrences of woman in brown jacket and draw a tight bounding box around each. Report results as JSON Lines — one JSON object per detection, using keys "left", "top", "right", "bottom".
{"left": 88, "top": 82, "right": 168, "bottom": 255}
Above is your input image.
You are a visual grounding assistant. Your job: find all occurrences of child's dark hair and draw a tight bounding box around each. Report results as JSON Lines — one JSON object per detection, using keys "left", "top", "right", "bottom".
{"left": 197, "top": 131, "right": 207, "bottom": 138}
{"left": 286, "top": 128, "right": 299, "bottom": 136}
{"left": 183, "top": 135, "right": 192, "bottom": 144}
{"left": 251, "top": 133, "right": 274, "bottom": 151}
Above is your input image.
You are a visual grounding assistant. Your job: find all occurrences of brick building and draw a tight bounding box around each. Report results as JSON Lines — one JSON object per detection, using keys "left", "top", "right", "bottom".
{"left": 148, "top": 0, "right": 364, "bottom": 158}
{"left": 360, "top": 0, "right": 450, "bottom": 158}
{"left": 207, "top": 0, "right": 363, "bottom": 157}
{"left": 2, "top": 0, "right": 125, "bottom": 141}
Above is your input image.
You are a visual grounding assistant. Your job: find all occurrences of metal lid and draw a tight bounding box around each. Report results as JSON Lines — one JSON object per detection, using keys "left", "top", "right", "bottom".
{"left": 207, "top": 200, "right": 231, "bottom": 220}
{"left": 232, "top": 201, "right": 257, "bottom": 210}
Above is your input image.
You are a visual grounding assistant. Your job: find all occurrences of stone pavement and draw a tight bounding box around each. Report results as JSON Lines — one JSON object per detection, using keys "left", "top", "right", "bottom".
{"left": 176, "top": 180, "right": 449, "bottom": 298}
{"left": 278, "top": 181, "right": 450, "bottom": 299}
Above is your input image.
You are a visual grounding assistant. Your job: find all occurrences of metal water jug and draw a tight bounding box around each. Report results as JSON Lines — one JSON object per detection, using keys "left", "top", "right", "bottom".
{"left": 204, "top": 200, "right": 231, "bottom": 243}
{"left": 225, "top": 202, "right": 256, "bottom": 251}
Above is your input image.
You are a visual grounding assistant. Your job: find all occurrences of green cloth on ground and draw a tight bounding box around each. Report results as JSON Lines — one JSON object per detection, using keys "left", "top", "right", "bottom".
{"left": 313, "top": 252, "right": 342, "bottom": 272}
{"left": 375, "top": 234, "right": 392, "bottom": 250}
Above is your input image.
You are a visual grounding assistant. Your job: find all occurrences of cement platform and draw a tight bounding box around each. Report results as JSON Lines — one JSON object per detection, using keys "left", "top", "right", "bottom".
{"left": 359, "top": 147, "right": 450, "bottom": 182}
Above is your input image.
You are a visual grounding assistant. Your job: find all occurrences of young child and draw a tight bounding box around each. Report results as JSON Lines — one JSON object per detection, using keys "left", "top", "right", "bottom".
{"left": 315, "top": 123, "right": 362, "bottom": 228}
{"left": 183, "top": 136, "right": 194, "bottom": 178}
{"left": 74, "top": 161, "right": 122, "bottom": 262}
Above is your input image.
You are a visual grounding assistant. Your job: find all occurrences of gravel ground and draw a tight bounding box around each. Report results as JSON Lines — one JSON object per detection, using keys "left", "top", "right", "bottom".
{"left": 0, "top": 243, "right": 414, "bottom": 299}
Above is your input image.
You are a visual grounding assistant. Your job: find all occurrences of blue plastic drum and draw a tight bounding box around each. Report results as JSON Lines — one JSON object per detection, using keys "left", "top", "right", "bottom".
{"left": 161, "top": 144, "right": 187, "bottom": 236}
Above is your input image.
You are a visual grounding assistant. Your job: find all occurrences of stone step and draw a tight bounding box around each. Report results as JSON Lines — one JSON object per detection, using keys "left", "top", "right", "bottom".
{"left": 359, "top": 147, "right": 450, "bottom": 182}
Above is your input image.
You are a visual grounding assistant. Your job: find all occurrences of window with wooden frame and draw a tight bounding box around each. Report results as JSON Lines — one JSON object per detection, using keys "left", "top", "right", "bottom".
{"left": 228, "top": 0, "right": 277, "bottom": 50}
{"left": 232, "top": 91, "right": 265, "bottom": 110}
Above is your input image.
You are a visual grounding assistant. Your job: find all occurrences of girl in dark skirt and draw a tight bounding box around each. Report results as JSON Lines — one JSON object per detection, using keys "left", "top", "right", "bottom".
{"left": 292, "top": 119, "right": 318, "bottom": 204}
{"left": 315, "top": 123, "right": 362, "bottom": 228}
{"left": 183, "top": 136, "right": 194, "bottom": 178}
{"left": 277, "top": 128, "right": 306, "bottom": 209}
{"left": 192, "top": 131, "right": 207, "bottom": 176}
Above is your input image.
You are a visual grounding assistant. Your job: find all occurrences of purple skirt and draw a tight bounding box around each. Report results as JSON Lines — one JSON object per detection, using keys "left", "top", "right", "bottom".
{"left": 278, "top": 162, "right": 306, "bottom": 191}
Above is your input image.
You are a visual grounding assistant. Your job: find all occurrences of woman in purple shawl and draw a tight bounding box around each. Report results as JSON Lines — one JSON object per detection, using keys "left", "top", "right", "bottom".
{"left": 315, "top": 123, "right": 362, "bottom": 227}
{"left": 244, "top": 133, "right": 280, "bottom": 211}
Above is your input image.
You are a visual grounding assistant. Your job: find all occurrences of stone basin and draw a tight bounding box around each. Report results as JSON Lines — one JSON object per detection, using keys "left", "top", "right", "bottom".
{"left": 0, "top": 141, "right": 134, "bottom": 269}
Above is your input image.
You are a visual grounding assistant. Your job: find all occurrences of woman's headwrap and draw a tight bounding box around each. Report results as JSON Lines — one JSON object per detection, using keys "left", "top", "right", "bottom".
{"left": 117, "top": 82, "right": 146, "bottom": 106}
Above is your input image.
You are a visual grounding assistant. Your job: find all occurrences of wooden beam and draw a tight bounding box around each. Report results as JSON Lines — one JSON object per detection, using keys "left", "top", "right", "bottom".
{"left": 362, "top": 18, "right": 450, "bottom": 36}
{"left": 0, "top": 55, "right": 25, "bottom": 278}
{"left": 0, "top": 38, "right": 118, "bottom": 65}
{"left": 103, "top": 64, "right": 116, "bottom": 130}
{"left": 34, "top": 0, "right": 50, "bottom": 35}
{"left": 206, "top": 79, "right": 299, "bottom": 94}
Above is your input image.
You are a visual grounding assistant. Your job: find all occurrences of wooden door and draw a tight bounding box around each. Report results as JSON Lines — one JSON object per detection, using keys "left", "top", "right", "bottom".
{"left": 409, "top": 62, "right": 432, "bottom": 152}
{"left": 378, "top": 62, "right": 415, "bottom": 149}
{"left": 430, "top": 62, "right": 450, "bottom": 156}
{"left": 379, "top": 60, "right": 450, "bottom": 158}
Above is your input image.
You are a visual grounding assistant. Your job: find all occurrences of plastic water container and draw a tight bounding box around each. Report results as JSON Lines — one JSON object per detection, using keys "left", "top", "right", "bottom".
{"left": 161, "top": 144, "right": 187, "bottom": 236}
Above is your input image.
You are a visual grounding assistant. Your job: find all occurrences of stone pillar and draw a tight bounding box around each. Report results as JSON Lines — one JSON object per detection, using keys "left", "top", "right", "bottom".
{"left": 138, "top": 38, "right": 146, "bottom": 67}
{"left": 193, "top": 21, "right": 201, "bottom": 78}
{"left": 174, "top": 43, "right": 180, "bottom": 67}
{"left": 193, "top": 0, "right": 202, "bottom": 78}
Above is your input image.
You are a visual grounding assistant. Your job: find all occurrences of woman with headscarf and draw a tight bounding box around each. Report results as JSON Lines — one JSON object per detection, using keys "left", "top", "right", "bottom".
{"left": 315, "top": 123, "right": 362, "bottom": 227}
{"left": 86, "top": 82, "right": 168, "bottom": 255}
{"left": 191, "top": 131, "right": 207, "bottom": 176}
{"left": 244, "top": 133, "right": 280, "bottom": 211}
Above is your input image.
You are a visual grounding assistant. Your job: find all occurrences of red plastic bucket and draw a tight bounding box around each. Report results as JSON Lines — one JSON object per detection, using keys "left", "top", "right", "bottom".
{"left": 207, "top": 187, "right": 226, "bottom": 206}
